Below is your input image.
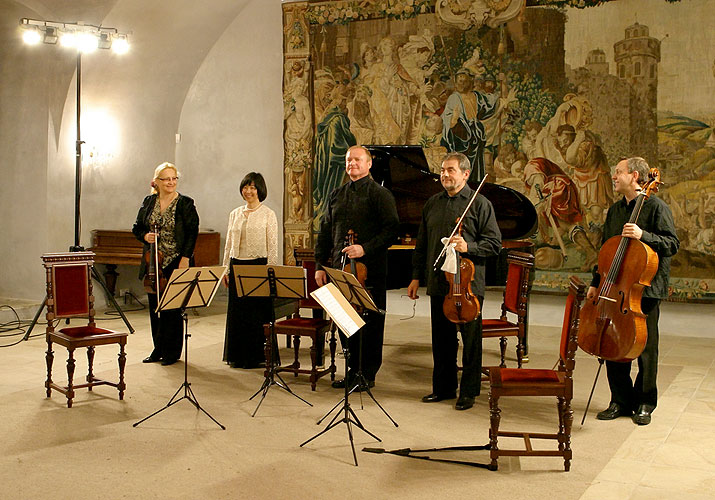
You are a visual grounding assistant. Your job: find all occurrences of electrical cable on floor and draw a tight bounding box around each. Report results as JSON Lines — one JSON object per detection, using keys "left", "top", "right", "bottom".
{"left": 100, "top": 290, "right": 147, "bottom": 319}
{"left": 0, "top": 304, "right": 46, "bottom": 346}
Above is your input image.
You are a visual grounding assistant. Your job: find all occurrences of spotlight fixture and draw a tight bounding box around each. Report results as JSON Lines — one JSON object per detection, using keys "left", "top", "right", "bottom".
{"left": 19, "top": 18, "right": 130, "bottom": 54}
{"left": 22, "top": 25, "right": 41, "bottom": 45}
{"left": 43, "top": 26, "right": 58, "bottom": 44}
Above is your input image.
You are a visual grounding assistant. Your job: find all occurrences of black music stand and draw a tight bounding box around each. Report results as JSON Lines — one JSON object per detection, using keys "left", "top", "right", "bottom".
{"left": 235, "top": 264, "right": 313, "bottom": 417}
{"left": 300, "top": 270, "right": 385, "bottom": 466}
{"left": 323, "top": 267, "right": 397, "bottom": 426}
{"left": 133, "top": 265, "right": 226, "bottom": 430}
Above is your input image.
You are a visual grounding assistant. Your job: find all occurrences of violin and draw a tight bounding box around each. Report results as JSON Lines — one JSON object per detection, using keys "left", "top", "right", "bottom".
{"left": 577, "top": 168, "right": 662, "bottom": 362}
{"left": 341, "top": 229, "right": 367, "bottom": 286}
{"left": 442, "top": 220, "right": 481, "bottom": 324}
{"left": 143, "top": 223, "right": 167, "bottom": 296}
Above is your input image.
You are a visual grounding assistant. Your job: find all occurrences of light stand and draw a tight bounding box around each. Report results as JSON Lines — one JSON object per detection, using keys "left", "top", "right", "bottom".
{"left": 19, "top": 18, "right": 134, "bottom": 337}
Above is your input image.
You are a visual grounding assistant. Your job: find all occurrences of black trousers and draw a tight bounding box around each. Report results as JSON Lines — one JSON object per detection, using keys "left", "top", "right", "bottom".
{"left": 223, "top": 257, "right": 271, "bottom": 368}
{"left": 147, "top": 256, "right": 184, "bottom": 361}
{"left": 606, "top": 297, "right": 660, "bottom": 410}
{"left": 429, "top": 295, "right": 484, "bottom": 398}
{"left": 338, "top": 280, "right": 386, "bottom": 382}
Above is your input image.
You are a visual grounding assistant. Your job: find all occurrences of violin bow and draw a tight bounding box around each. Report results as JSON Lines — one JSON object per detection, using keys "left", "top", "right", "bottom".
{"left": 433, "top": 174, "right": 489, "bottom": 270}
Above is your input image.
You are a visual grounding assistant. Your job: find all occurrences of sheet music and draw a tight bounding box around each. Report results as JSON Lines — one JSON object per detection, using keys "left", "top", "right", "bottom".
{"left": 311, "top": 283, "right": 365, "bottom": 337}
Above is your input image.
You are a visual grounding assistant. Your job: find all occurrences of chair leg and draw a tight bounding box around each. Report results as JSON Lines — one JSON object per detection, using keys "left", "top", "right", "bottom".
{"left": 45, "top": 339, "right": 54, "bottom": 398}
{"left": 499, "top": 337, "right": 507, "bottom": 367}
{"left": 293, "top": 335, "right": 301, "bottom": 376}
{"left": 309, "top": 337, "right": 318, "bottom": 391}
{"left": 66, "top": 348, "right": 76, "bottom": 408}
{"left": 86, "top": 346, "right": 95, "bottom": 389}
{"left": 489, "top": 392, "right": 501, "bottom": 470}
{"left": 516, "top": 335, "right": 524, "bottom": 368}
{"left": 328, "top": 331, "right": 337, "bottom": 381}
{"left": 118, "top": 343, "right": 126, "bottom": 401}
{"left": 557, "top": 397, "right": 565, "bottom": 451}
{"left": 562, "top": 397, "right": 574, "bottom": 472}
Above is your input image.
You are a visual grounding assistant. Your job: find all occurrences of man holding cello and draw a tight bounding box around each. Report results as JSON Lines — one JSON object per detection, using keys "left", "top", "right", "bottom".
{"left": 591, "top": 157, "right": 679, "bottom": 425}
{"left": 315, "top": 145, "right": 399, "bottom": 390}
{"left": 408, "top": 152, "right": 501, "bottom": 410}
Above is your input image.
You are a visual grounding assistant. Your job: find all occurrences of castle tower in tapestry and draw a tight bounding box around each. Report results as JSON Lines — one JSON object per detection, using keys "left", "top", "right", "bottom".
{"left": 614, "top": 22, "right": 660, "bottom": 163}
{"left": 585, "top": 49, "right": 608, "bottom": 75}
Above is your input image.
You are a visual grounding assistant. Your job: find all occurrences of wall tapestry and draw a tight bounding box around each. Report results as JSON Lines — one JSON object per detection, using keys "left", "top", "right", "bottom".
{"left": 281, "top": 0, "right": 714, "bottom": 302}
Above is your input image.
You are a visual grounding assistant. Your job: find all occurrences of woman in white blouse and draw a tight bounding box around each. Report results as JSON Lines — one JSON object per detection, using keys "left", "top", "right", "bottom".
{"left": 222, "top": 172, "right": 278, "bottom": 368}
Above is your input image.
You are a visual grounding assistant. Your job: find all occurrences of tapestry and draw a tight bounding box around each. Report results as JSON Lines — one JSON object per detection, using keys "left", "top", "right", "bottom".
{"left": 281, "top": 0, "right": 715, "bottom": 302}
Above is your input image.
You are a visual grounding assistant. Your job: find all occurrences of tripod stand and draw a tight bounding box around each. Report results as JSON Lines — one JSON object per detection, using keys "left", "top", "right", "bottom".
{"left": 235, "top": 265, "right": 312, "bottom": 416}
{"left": 323, "top": 267, "right": 397, "bottom": 426}
{"left": 133, "top": 266, "right": 226, "bottom": 429}
{"left": 301, "top": 344, "right": 380, "bottom": 466}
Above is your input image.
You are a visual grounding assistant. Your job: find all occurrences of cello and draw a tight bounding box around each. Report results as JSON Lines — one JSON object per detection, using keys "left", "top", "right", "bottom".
{"left": 442, "top": 219, "right": 480, "bottom": 324}
{"left": 578, "top": 168, "right": 662, "bottom": 362}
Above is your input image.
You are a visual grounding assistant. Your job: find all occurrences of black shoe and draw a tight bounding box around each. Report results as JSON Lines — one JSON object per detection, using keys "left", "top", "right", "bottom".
{"left": 421, "top": 393, "right": 457, "bottom": 403}
{"left": 142, "top": 356, "right": 161, "bottom": 363}
{"left": 161, "top": 358, "right": 178, "bottom": 366}
{"left": 354, "top": 380, "right": 375, "bottom": 391}
{"left": 455, "top": 396, "right": 475, "bottom": 411}
{"left": 596, "top": 402, "right": 632, "bottom": 420}
{"left": 632, "top": 404, "right": 654, "bottom": 425}
{"left": 332, "top": 376, "right": 356, "bottom": 389}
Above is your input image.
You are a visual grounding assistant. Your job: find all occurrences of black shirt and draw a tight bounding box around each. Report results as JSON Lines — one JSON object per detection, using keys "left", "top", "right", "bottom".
{"left": 315, "top": 175, "right": 399, "bottom": 280}
{"left": 590, "top": 194, "right": 679, "bottom": 299}
{"left": 412, "top": 184, "right": 502, "bottom": 297}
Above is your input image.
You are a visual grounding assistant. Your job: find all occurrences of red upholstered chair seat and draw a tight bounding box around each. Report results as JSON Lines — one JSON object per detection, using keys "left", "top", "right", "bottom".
{"left": 59, "top": 326, "right": 116, "bottom": 338}
{"left": 481, "top": 318, "right": 517, "bottom": 333}
{"left": 500, "top": 368, "right": 560, "bottom": 384}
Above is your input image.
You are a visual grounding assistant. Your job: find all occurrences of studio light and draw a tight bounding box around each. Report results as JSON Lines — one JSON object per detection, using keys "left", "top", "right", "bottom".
{"left": 19, "top": 18, "right": 130, "bottom": 54}
{"left": 22, "top": 25, "right": 41, "bottom": 45}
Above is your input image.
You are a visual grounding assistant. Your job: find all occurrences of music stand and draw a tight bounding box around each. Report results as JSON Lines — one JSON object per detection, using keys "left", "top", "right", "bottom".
{"left": 322, "top": 267, "right": 397, "bottom": 427}
{"left": 133, "top": 265, "right": 226, "bottom": 429}
{"left": 300, "top": 271, "right": 384, "bottom": 466}
{"left": 235, "top": 264, "right": 313, "bottom": 417}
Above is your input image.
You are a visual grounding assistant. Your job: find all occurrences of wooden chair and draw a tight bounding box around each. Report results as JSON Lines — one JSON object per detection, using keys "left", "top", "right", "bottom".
{"left": 487, "top": 275, "right": 586, "bottom": 471}
{"left": 263, "top": 251, "right": 336, "bottom": 391}
{"left": 42, "top": 252, "right": 127, "bottom": 408}
{"left": 482, "top": 250, "right": 534, "bottom": 371}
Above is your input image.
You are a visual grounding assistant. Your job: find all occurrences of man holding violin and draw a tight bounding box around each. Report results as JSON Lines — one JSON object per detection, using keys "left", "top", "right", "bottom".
{"left": 591, "top": 157, "right": 679, "bottom": 426}
{"left": 315, "top": 145, "right": 399, "bottom": 390}
{"left": 408, "top": 152, "right": 501, "bottom": 410}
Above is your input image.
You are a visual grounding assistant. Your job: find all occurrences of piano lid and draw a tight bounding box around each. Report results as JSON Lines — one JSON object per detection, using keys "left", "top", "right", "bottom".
{"left": 366, "top": 145, "right": 537, "bottom": 241}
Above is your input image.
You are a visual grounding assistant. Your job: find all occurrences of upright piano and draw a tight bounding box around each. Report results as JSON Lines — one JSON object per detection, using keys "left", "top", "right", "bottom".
{"left": 366, "top": 145, "right": 537, "bottom": 288}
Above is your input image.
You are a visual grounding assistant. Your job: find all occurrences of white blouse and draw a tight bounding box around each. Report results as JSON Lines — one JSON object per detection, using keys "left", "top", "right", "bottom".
{"left": 222, "top": 204, "right": 279, "bottom": 266}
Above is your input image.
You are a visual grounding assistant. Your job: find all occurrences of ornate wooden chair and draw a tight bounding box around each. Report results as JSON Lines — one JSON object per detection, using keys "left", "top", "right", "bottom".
{"left": 487, "top": 276, "right": 586, "bottom": 471}
{"left": 42, "top": 252, "right": 127, "bottom": 408}
{"left": 263, "top": 250, "right": 336, "bottom": 391}
{"left": 482, "top": 250, "right": 535, "bottom": 371}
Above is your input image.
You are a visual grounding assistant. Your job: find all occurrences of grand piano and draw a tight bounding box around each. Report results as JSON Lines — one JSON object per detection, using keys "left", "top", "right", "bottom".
{"left": 366, "top": 145, "right": 537, "bottom": 288}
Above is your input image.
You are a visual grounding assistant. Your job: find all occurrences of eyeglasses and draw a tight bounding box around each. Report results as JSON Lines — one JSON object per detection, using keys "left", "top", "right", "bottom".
{"left": 158, "top": 176, "right": 179, "bottom": 182}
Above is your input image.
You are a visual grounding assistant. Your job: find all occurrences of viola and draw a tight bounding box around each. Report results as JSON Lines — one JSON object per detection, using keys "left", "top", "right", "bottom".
{"left": 341, "top": 229, "right": 367, "bottom": 286}
{"left": 442, "top": 220, "right": 481, "bottom": 324}
{"left": 143, "top": 223, "right": 167, "bottom": 295}
{"left": 577, "top": 168, "right": 662, "bottom": 362}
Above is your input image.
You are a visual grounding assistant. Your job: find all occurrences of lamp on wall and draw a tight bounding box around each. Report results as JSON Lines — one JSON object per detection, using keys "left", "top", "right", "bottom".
{"left": 19, "top": 17, "right": 131, "bottom": 251}
{"left": 18, "top": 17, "right": 135, "bottom": 337}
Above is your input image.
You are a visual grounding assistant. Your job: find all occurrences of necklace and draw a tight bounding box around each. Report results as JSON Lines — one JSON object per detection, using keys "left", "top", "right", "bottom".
{"left": 245, "top": 203, "right": 261, "bottom": 212}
